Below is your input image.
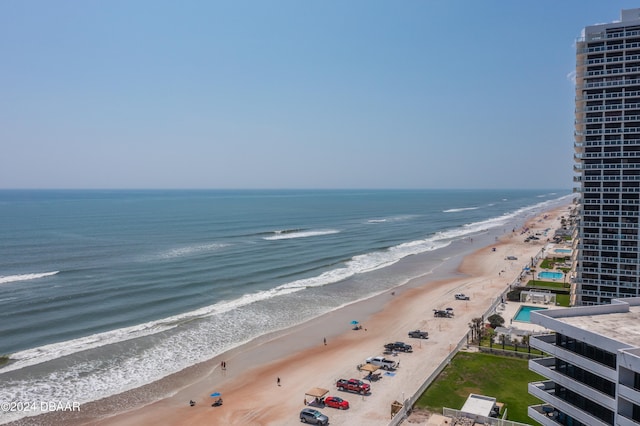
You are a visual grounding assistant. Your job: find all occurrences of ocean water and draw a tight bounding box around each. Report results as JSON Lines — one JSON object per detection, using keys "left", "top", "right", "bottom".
{"left": 0, "top": 189, "right": 571, "bottom": 423}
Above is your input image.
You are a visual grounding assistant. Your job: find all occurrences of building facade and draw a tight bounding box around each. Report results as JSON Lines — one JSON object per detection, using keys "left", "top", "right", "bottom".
{"left": 574, "top": 8, "right": 640, "bottom": 306}
{"left": 527, "top": 297, "right": 640, "bottom": 426}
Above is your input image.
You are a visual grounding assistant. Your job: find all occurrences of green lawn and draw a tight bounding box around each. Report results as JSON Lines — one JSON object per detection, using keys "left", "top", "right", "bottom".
{"left": 414, "top": 352, "right": 544, "bottom": 424}
{"left": 526, "top": 280, "right": 568, "bottom": 290}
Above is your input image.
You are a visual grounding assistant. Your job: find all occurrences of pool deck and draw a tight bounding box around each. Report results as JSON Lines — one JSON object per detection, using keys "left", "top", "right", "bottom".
{"left": 493, "top": 299, "right": 561, "bottom": 334}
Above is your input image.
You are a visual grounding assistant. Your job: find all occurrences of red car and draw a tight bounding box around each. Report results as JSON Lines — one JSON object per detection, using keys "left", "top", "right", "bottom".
{"left": 324, "top": 396, "right": 349, "bottom": 410}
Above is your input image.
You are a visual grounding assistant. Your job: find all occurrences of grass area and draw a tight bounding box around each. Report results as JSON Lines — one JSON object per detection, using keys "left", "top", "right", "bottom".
{"left": 526, "top": 280, "right": 569, "bottom": 290}
{"left": 556, "top": 294, "right": 570, "bottom": 307}
{"left": 414, "top": 352, "right": 544, "bottom": 424}
{"left": 539, "top": 257, "right": 569, "bottom": 270}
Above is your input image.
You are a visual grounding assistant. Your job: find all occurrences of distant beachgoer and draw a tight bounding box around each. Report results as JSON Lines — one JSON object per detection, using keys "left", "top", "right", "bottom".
{"left": 277, "top": 377, "right": 281, "bottom": 386}
{"left": 189, "top": 400, "right": 195, "bottom": 406}
{"left": 324, "top": 337, "right": 326, "bottom": 345}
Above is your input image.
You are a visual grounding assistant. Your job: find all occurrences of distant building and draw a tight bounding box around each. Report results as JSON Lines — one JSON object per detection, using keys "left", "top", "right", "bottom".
{"left": 527, "top": 297, "right": 640, "bottom": 426}
{"left": 573, "top": 8, "right": 640, "bottom": 305}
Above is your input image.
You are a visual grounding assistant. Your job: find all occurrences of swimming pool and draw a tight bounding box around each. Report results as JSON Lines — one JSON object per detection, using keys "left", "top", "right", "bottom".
{"left": 514, "top": 305, "right": 547, "bottom": 323}
{"left": 554, "top": 249, "right": 571, "bottom": 253}
{"left": 538, "top": 271, "right": 564, "bottom": 280}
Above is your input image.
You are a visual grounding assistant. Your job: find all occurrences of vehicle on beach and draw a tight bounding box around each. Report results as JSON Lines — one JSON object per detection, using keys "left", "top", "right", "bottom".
{"left": 408, "top": 329, "right": 429, "bottom": 339}
{"left": 433, "top": 309, "right": 453, "bottom": 318}
{"left": 324, "top": 396, "right": 349, "bottom": 410}
{"left": 383, "top": 342, "right": 413, "bottom": 352}
{"left": 299, "top": 408, "right": 329, "bottom": 425}
{"left": 365, "top": 356, "right": 398, "bottom": 370}
{"left": 454, "top": 293, "right": 470, "bottom": 300}
{"left": 336, "top": 378, "right": 371, "bottom": 394}
{"left": 505, "top": 255, "right": 518, "bottom": 260}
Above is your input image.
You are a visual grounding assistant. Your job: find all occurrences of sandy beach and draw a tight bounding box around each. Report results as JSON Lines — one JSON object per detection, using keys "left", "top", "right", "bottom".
{"left": 16, "top": 203, "right": 572, "bottom": 426}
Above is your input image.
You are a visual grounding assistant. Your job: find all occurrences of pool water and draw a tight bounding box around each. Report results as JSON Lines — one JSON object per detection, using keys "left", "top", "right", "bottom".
{"left": 538, "top": 271, "right": 564, "bottom": 280}
{"left": 514, "top": 305, "right": 547, "bottom": 323}
{"left": 554, "top": 249, "right": 571, "bottom": 253}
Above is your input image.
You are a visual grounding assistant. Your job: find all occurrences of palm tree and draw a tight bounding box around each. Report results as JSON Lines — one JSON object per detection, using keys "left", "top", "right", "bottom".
{"left": 522, "top": 334, "right": 531, "bottom": 353}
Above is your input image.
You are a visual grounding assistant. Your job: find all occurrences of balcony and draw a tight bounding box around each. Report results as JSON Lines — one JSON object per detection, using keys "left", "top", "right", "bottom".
{"left": 582, "top": 29, "right": 640, "bottom": 42}
{"left": 578, "top": 102, "right": 640, "bottom": 112}
{"left": 526, "top": 359, "right": 617, "bottom": 414}
{"left": 582, "top": 41, "right": 640, "bottom": 53}
{"left": 528, "top": 404, "right": 563, "bottom": 425}
{"left": 578, "top": 90, "right": 640, "bottom": 100}
{"left": 580, "top": 127, "right": 640, "bottom": 136}
{"left": 579, "top": 163, "right": 640, "bottom": 170}
{"left": 582, "top": 77, "right": 640, "bottom": 89}
{"left": 586, "top": 66, "right": 640, "bottom": 78}
{"left": 528, "top": 381, "right": 610, "bottom": 426}
{"left": 585, "top": 53, "right": 640, "bottom": 65}
{"left": 578, "top": 116, "right": 628, "bottom": 124}
{"left": 580, "top": 151, "right": 640, "bottom": 159}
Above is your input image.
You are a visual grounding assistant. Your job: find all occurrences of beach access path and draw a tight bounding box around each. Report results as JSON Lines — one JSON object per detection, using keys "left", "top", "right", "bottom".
{"left": 25, "top": 204, "right": 570, "bottom": 426}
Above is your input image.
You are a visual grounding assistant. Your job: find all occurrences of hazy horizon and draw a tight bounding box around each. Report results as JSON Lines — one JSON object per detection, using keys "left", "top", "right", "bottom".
{"left": 3, "top": 1, "right": 636, "bottom": 190}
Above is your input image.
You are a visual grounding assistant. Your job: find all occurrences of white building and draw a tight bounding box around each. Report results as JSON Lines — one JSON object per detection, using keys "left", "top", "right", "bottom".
{"left": 527, "top": 297, "right": 640, "bottom": 426}
{"left": 574, "top": 8, "right": 640, "bottom": 305}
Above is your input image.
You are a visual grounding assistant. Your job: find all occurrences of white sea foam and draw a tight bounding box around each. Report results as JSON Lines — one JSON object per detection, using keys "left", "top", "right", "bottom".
{"left": 0, "top": 271, "right": 59, "bottom": 284}
{"left": 366, "top": 215, "right": 417, "bottom": 224}
{"left": 148, "top": 243, "right": 229, "bottom": 260}
{"left": 443, "top": 207, "right": 479, "bottom": 213}
{"left": 263, "top": 229, "right": 339, "bottom": 240}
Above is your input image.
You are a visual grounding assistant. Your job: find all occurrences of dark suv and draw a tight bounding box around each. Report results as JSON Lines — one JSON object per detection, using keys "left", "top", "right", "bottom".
{"left": 300, "top": 408, "right": 329, "bottom": 425}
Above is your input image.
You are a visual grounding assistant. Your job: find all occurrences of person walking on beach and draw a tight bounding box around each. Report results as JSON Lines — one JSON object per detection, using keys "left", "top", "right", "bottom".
{"left": 323, "top": 337, "right": 326, "bottom": 345}
{"left": 277, "top": 377, "right": 281, "bottom": 386}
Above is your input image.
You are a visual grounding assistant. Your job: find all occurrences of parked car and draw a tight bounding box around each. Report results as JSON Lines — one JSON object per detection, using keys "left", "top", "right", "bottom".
{"left": 299, "top": 408, "right": 329, "bottom": 425}
{"left": 408, "top": 329, "right": 429, "bottom": 339}
{"left": 324, "top": 396, "right": 349, "bottom": 410}
{"left": 384, "top": 341, "right": 413, "bottom": 352}
{"left": 365, "top": 356, "right": 398, "bottom": 370}
{"left": 433, "top": 309, "right": 453, "bottom": 318}
{"left": 455, "top": 293, "right": 470, "bottom": 300}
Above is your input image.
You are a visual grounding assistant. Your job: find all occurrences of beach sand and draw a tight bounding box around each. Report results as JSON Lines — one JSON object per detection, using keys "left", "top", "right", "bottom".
{"left": 17, "top": 204, "right": 571, "bottom": 426}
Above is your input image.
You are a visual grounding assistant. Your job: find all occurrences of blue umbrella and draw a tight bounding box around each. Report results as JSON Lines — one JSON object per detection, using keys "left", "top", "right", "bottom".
{"left": 210, "top": 392, "right": 221, "bottom": 397}
{"left": 350, "top": 320, "right": 359, "bottom": 325}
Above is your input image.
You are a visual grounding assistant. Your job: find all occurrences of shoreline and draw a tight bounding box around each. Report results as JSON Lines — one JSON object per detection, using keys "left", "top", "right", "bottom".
{"left": 8, "top": 201, "right": 573, "bottom": 426}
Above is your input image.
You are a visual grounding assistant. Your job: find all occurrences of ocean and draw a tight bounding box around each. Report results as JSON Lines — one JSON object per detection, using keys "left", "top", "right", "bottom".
{"left": 0, "top": 189, "right": 572, "bottom": 423}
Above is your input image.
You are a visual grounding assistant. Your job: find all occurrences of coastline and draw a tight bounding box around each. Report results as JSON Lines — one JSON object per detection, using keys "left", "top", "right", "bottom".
{"left": 8, "top": 202, "right": 573, "bottom": 426}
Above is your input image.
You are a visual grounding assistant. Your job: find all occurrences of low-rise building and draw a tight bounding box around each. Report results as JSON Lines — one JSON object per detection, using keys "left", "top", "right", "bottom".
{"left": 527, "top": 297, "right": 640, "bottom": 426}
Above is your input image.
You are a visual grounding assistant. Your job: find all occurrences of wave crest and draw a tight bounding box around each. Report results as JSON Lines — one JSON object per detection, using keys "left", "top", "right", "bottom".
{"left": 263, "top": 229, "right": 339, "bottom": 240}
{"left": 0, "top": 271, "right": 59, "bottom": 284}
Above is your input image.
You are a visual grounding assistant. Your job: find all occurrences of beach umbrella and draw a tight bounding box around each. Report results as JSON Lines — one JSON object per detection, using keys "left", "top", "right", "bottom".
{"left": 350, "top": 320, "right": 359, "bottom": 325}
{"left": 210, "top": 392, "right": 221, "bottom": 397}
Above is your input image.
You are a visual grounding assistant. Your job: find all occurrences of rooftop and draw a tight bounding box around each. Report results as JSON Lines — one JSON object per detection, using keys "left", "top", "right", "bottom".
{"left": 558, "top": 305, "right": 640, "bottom": 347}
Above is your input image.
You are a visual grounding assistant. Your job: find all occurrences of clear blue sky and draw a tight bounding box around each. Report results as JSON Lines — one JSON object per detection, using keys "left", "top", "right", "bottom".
{"left": 2, "top": 1, "right": 638, "bottom": 190}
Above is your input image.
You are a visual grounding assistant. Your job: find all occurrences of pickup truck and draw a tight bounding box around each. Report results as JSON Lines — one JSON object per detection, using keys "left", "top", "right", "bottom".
{"left": 336, "top": 378, "right": 371, "bottom": 395}
{"left": 408, "top": 330, "right": 429, "bottom": 339}
{"left": 384, "top": 342, "right": 413, "bottom": 352}
{"left": 455, "top": 293, "right": 470, "bottom": 300}
{"left": 366, "top": 356, "right": 398, "bottom": 370}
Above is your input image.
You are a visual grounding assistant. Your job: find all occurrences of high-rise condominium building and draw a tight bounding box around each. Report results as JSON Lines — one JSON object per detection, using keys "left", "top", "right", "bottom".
{"left": 574, "top": 8, "right": 640, "bottom": 306}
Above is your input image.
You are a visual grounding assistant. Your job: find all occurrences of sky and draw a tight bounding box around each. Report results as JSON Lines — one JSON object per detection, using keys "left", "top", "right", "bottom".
{"left": 2, "top": 1, "right": 640, "bottom": 190}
